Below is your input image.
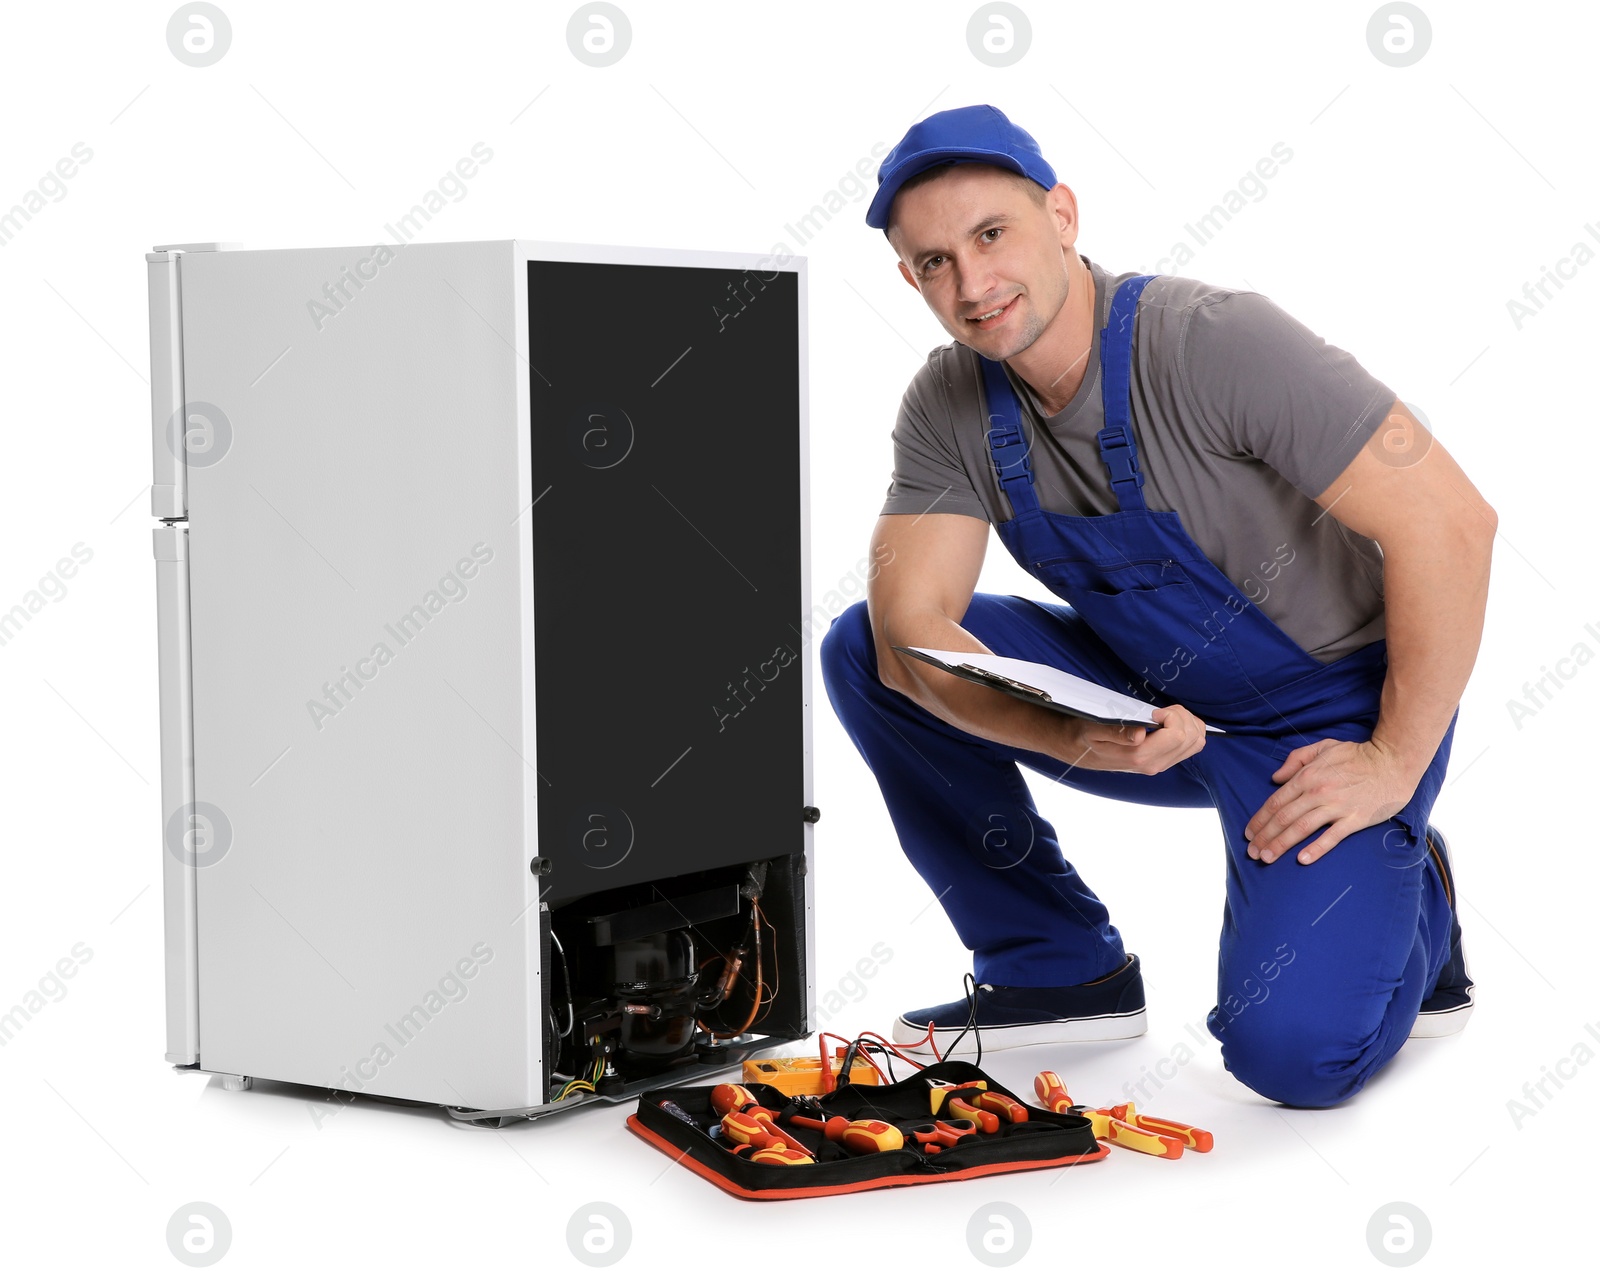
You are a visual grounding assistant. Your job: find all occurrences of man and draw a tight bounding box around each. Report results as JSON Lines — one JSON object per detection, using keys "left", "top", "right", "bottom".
{"left": 819, "top": 104, "right": 1495, "bottom": 1108}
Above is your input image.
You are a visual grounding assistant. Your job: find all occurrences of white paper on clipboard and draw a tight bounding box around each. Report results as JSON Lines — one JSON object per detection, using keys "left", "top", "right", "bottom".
{"left": 899, "top": 647, "right": 1226, "bottom": 733}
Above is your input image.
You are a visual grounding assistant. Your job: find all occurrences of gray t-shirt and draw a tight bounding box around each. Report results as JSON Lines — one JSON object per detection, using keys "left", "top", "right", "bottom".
{"left": 880, "top": 255, "right": 1393, "bottom": 664}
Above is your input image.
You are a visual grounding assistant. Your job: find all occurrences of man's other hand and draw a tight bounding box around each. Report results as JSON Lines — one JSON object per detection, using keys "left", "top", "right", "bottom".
{"left": 1244, "top": 738, "right": 1415, "bottom": 865}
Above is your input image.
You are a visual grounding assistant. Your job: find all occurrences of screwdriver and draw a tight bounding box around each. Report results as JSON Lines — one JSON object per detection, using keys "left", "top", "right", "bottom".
{"left": 711, "top": 1083, "right": 765, "bottom": 1116}
{"left": 747, "top": 1144, "right": 814, "bottom": 1166}
{"left": 726, "top": 1139, "right": 815, "bottom": 1166}
{"left": 720, "top": 1109, "right": 817, "bottom": 1163}
{"left": 781, "top": 1111, "right": 905, "bottom": 1154}
{"left": 712, "top": 1084, "right": 813, "bottom": 1155}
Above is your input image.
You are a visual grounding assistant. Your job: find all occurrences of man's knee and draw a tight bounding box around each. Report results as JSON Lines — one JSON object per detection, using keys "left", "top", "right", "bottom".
{"left": 819, "top": 599, "right": 875, "bottom": 690}
{"left": 1211, "top": 1006, "right": 1375, "bottom": 1109}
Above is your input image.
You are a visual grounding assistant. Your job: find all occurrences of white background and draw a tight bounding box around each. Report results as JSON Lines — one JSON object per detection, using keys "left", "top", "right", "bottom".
{"left": 2, "top": 0, "right": 1594, "bottom": 1265}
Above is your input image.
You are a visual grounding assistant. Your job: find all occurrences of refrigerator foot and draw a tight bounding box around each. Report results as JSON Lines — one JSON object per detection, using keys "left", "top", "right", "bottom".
{"left": 220, "top": 1074, "right": 252, "bottom": 1092}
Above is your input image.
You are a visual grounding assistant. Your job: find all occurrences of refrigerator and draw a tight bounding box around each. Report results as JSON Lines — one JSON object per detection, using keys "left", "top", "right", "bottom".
{"left": 148, "top": 239, "right": 815, "bottom": 1122}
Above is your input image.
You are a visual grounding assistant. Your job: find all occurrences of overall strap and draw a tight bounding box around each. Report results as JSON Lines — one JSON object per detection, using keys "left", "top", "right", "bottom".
{"left": 978, "top": 353, "right": 1041, "bottom": 519}
{"left": 1098, "top": 274, "right": 1157, "bottom": 513}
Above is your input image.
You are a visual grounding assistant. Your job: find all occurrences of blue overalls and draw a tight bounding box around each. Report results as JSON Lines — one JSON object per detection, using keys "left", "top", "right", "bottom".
{"left": 820, "top": 274, "right": 1459, "bottom": 1107}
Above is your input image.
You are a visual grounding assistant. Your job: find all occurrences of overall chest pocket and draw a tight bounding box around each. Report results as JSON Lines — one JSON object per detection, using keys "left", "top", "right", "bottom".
{"left": 1055, "top": 572, "right": 1256, "bottom": 709}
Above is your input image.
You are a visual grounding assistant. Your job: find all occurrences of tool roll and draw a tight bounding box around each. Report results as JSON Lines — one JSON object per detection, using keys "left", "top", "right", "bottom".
{"left": 627, "top": 1059, "right": 1108, "bottom": 1200}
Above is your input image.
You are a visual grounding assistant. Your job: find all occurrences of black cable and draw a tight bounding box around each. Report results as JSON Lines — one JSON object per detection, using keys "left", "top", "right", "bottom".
{"left": 838, "top": 1038, "right": 863, "bottom": 1089}
{"left": 859, "top": 1039, "right": 901, "bottom": 1085}
{"left": 936, "top": 973, "right": 983, "bottom": 1068}
{"left": 861, "top": 1040, "right": 894, "bottom": 1085}
{"left": 972, "top": 974, "right": 983, "bottom": 1068}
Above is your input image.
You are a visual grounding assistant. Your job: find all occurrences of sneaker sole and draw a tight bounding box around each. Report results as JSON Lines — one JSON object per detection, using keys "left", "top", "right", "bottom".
{"left": 1408, "top": 997, "right": 1474, "bottom": 1038}
{"left": 891, "top": 1007, "right": 1148, "bottom": 1055}
{"left": 1410, "top": 826, "right": 1475, "bottom": 1040}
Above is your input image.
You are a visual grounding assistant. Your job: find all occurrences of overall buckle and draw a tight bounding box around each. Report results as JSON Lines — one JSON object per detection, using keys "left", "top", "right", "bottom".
{"left": 1099, "top": 425, "right": 1143, "bottom": 489}
{"left": 988, "top": 421, "right": 1034, "bottom": 484}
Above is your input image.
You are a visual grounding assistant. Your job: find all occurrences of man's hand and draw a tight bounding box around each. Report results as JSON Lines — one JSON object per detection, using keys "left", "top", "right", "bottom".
{"left": 1056, "top": 704, "right": 1208, "bottom": 774}
{"left": 1243, "top": 738, "right": 1417, "bottom": 865}
{"left": 1240, "top": 400, "right": 1492, "bottom": 867}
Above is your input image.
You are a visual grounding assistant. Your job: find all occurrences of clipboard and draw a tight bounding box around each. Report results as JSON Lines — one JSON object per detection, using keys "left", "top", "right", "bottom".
{"left": 891, "top": 646, "right": 1226, "bottom": 734}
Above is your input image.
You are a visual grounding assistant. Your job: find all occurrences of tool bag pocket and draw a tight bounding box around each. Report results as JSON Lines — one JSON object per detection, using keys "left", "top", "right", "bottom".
{"left": 627, "top": 1059, "right": 1107, "bottom": 1200}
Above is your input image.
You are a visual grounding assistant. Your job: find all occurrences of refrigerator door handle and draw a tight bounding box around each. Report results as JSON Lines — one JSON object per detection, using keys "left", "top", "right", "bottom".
{"left": 148, "top": 243, "right": 239, "bottom": 520}
{"left": 154, "top": 524, "right": 200, "bottom": 1064}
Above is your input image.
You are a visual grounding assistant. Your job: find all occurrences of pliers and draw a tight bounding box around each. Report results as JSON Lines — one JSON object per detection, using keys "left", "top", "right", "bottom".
{"left": 1033, "top": 1071, "right": 1213, "bottom": 1159}
{"left": 903, "top": 1116, "right": 979, "bottom": 1154}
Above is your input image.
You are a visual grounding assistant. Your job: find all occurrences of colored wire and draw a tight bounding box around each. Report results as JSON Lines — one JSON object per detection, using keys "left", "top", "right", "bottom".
{"left": 817, "top": 1032, "right": 889, "bottom": 1086}
{"left": 550, "top": 931, "right": 575, "bottom": 1038}
{"left": 840, "top": 1039, "right": 896, "bottom": 1084}
{"left": 823, "top": 1029, "right": 931, "bottom": 1075}
{"left": 555, "top": 1039, "right": 606, "bottom": 1099}
{"left": 851, "top": 1031, "right": 931, "bottom": 1074}
{"left": 696, "top": 898, "right": 772, "bottom": 1040}
{"left": 724, "top": 898, "right": 766, "bottom": 1035}
{"left": 754, "top": 901, "right": 780, "bottom": 1012}
{"left": 852, "top": 1029, "right": 932, "bottom": 1065}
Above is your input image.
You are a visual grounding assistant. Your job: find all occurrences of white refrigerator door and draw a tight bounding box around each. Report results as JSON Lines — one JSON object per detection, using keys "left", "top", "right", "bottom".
{"left": 172, "top": 240, "right": 541, "bottom": 1110}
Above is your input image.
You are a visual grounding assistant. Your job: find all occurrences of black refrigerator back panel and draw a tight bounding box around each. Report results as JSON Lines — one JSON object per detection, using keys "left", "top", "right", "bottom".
{"left": 528, "top": 260, "right": 804, "bottom": 903}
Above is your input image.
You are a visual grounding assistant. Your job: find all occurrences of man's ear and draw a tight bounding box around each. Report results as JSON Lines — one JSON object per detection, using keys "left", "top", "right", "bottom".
{"left": 1045, "top": 183, "right": 1080, "bottom": 249}
{"left": 897, "top": 260, "right": 919, "bottom": 292}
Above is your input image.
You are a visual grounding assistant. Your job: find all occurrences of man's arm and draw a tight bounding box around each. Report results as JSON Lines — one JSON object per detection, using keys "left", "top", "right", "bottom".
{"left": 1243, "top": 401, "right": 1497, "bottom": 864}
{"left": 869, "top": 512, "right": 1207, "bottom": 774}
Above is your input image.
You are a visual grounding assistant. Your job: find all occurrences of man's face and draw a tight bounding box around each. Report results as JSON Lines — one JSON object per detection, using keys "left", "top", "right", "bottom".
{"left": 889, "top": 164, "right": 1073, "bottom": 362}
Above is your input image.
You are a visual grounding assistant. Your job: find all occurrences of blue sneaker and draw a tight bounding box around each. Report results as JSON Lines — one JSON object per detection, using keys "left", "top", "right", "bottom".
{"left": 891, "top": 953, "right": 1147, "bottom": 1058}
{"left": 1409, "top": 826, "right": 1475, "bottom": 1039}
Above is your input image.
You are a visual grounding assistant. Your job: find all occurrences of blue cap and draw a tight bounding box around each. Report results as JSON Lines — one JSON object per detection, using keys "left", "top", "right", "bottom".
{"left": 865, "top": 104, "right": 1057, "bottom": 233}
